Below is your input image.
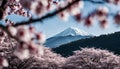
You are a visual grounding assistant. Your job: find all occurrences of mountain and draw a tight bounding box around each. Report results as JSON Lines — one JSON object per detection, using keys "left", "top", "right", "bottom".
{"left": 53, "top": 32, "right": 120, "bottom": 57}
{"left": 54, "top": 27, "right": 90, "bottom": 37}
{"left": 44, "top": 27, "right": 93, "bottom": 48}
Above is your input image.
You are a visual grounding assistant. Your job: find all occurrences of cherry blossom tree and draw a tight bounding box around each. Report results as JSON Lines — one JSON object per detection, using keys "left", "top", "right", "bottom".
{"left": 0, "top": 0, "right": 120, "bottom": 68}
{"left": 63, "top": 48, "right": 120, "bottom": 69}
{"left": 4, "top": 47, "right": 65, "bottom": 69}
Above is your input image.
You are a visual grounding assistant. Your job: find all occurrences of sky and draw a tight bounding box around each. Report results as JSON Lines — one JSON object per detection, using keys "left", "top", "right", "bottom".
{"left": 4, "top": 1, "right": 120, "bottom": 38}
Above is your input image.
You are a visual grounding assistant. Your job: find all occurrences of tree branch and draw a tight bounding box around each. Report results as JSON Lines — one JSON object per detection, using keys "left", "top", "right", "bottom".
{"left": 13, "top": 0, "right": 106, "bottom": 27}
{"left": 0, "top": 0, "right": 107, "bottom": 42}
{"left": 13, "top": 0, "right": 80, "bottom": 27}
{"left": 84, "top": 0, "right": 106, "bottom": 4}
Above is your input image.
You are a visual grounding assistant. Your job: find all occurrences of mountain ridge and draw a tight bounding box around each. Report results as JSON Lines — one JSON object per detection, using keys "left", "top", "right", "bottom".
{"left": 53, "top": 31, "right": 120, "bottom": 57}
{"left": 44, "top": 27, "right": 92, "bottom": 48}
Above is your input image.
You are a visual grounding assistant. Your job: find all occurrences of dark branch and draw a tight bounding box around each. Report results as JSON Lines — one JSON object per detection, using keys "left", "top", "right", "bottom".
{"left": 84, "top": 0, "right": 106, "bottom": 4}
{"left": 13, "top": 0, "right": 106, "bottom": 27}
{"left": 13, "top": 0, "right": 80, "bottom": 27}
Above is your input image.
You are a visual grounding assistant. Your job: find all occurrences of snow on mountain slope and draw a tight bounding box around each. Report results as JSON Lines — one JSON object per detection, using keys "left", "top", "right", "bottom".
{"left": 55, "top": 27, "right": 90, "bottom": 37}
{"left": 44, "top": 27, "right": 93, "bottom": 48}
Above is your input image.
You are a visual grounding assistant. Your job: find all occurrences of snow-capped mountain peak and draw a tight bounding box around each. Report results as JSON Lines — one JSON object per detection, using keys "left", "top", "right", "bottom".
{"left": 44, "top": 27, "right": 93, "bottom": 48}
{"left": 55, "top": 27, "right": 89, "bottom": 37}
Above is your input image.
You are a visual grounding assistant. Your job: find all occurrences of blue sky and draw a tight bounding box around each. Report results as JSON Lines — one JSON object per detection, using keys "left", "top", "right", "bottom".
{"left": 4, "top": 1, "right": 120, "bottom": 38}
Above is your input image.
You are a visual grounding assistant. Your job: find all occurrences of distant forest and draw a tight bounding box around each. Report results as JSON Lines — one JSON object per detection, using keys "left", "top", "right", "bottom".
{"left": 53, "top": 32, "right": 120, "bottom": 57}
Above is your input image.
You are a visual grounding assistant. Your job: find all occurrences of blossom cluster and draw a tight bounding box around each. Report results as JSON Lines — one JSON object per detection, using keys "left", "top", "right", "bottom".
{"left": 63, "top": 48, "right": 120, "bottom": 69}
{"left": 3, "top": 47, "right": 65, "bottom": 69}
{"left": 58, "top": 0, "right": 84, "bottom": 21}
{"left": 0, "top": 25, "right": 46, "bottom": 68}
{"left": 8, "top": 26, "right": 46, "bottom": 59}
{"left": 59, "top": 4, "right": 110, "bottom": 28}
{"left": 0, "top": 29, "right": 17, "bottom": 68}
{"left": 0, "top": 0, "right": 31, "bottom": 20}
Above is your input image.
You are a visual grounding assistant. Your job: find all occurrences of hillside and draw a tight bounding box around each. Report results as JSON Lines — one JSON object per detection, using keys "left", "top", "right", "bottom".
{"left": 53, "top": 32, "right": 120, "bottom": 57}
